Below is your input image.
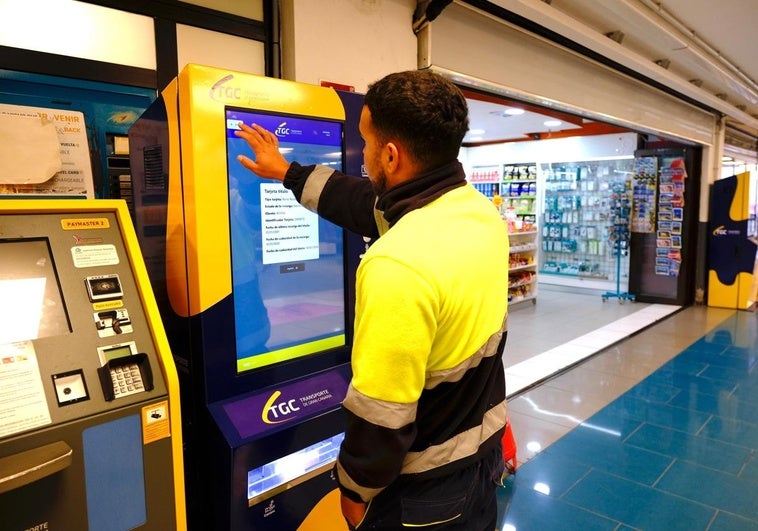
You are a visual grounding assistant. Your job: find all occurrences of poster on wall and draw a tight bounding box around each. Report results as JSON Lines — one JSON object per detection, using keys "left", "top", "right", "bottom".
{"left": 631, "top": 156, "right": 657, "bottom": 233}
{"left": 0, "top": 103, "right": 94, "bottom": 198}
{"left": 655, "top": 157, "right": 687, "bottom": 276}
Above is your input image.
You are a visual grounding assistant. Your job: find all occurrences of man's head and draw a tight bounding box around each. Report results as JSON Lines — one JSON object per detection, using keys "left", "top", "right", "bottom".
{"left": 362, "top": 70, "right": 469, "bottom": 179}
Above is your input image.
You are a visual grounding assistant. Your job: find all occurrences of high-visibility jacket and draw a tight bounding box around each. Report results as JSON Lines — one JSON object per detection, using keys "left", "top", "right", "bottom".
{"left": 283, "top": 160, "right": 509, "bottom": 504}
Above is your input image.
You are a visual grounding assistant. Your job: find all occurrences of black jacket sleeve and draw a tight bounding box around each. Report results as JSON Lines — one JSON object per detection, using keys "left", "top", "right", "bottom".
{"left": 284, "top": 162, "right": 380, "bottom": 238}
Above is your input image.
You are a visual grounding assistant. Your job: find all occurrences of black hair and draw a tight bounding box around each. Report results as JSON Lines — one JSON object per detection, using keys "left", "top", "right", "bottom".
{"left": 364, "top": 70, "right": 469, "bottom": 172}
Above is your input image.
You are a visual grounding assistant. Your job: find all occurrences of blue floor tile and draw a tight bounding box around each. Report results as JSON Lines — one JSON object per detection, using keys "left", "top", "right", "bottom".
{"left": 593, "top": 394, "right": 711, "bottom": 435}
{"left": 641, "top": 370, "right": 737, "bottom": 397}
{"left": 701, "top": 364, "right": 758, "bottom": 385}
{"left": 655, "top": 460, "right": 758, "bottom": 521}
{"left": 581, "top": 410, "right": 644, "bottom": 439}
{"left": 498, "top": 451, "right": 591, "bottom": 498}
{"left": 676, "top": 348, "right": 750, "bottom": 370}
{"left": 699, "top": 415, "right": 758, "bottom": 448}
{"left": 496, "top": 478, "right": 619, "bottom": 531}
{"left": 708, "top": 511, "right": 758, "bottom": 531}
{"left": 740, "top": 453, "right": 758, "bottom": 482}
{"left": 543, "top": 425, "right": 672, "bottom": 486}
{"left": 721, "top": 345, "right": 758, "bottom": 362}
{"left": 730, "top": 379, "right": 758, "bottom": 405}
{"left": 624, "top": 423, "right": 751, "bottom": 474}
{"left": 657, "top": 356, "right": 709, "bottom": 376}
{"left": 667, "top": 388, "right": 758, "bottom": 424}
{"left": 562, "top": 469, "right": 716, "bottom": 530}
{"left": 623, "top": 378, "right": 682, "bottom": 403}
{"left": 499, "top": 311, "right": 758, "bottom": 531}
{"left": 685, "top": 336, "right": 731, "bottom": 352}
{"left": 703, "top": 330, "right": 739, "bottom": 345}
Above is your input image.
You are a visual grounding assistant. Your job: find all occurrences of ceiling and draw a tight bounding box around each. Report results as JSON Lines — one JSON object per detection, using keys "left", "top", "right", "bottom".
{"left": 456, "top": 0, "right": 758, "bottom": 153}
{"left": 463, "top": 96, "right": 612, "bottom": 145}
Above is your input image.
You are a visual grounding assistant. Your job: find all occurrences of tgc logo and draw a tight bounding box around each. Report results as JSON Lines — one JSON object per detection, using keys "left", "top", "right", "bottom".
{"left": 712, "top": 225, "right": 727, "bottom": 236}
{"left": 261, "top": 390, "right": 301, "bottom": 424}
{"left": 275, "top": 122, "right": 290, "bottom": 137}
{"left": 210, "top": 74, "right": 242, "bottom": 101}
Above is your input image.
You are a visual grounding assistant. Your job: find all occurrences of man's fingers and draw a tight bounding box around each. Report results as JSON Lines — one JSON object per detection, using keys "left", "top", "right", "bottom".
{"left": 235, "top": 123, "right": 281, "bottom": 157}
{"left": 236, "top": 154, "right": 257, "bottom": 173}
{"left": 253, "top": 124, "right": 278, "bottom": 146}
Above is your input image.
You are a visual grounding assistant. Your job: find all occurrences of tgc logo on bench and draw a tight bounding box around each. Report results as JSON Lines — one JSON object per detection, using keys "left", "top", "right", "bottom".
{"left": 262, "top": 390, "right": 301, "bottom": 425}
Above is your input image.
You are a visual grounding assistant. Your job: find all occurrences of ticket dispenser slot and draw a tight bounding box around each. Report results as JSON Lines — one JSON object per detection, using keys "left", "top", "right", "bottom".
{"left": 247, "top": 432, "right": 344, "bottom": 507}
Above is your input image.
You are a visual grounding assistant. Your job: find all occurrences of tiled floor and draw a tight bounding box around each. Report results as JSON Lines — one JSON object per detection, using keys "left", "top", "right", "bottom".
{"left": 505, "top": 285, "right": 679, "bottom": 395}
{"left": 496, "top": 301, "right": 758, "bottom": 530}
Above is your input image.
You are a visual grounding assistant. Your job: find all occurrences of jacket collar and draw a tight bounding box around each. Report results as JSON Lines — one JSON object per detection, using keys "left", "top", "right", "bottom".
{"left": 376, "top": 160, "right": 466, "bottom": 227}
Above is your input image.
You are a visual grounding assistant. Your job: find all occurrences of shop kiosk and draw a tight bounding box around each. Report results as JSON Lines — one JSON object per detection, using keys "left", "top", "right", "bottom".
{"left": 129, "top": 64, "right": 360, "bottom": 530}
{"left": 0, "top": 199, "right": 185, "bottom": 530}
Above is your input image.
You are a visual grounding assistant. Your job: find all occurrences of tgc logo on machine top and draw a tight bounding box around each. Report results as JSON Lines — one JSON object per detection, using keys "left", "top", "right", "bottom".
{"left": 210, "top": 74, "right": 270, "bottom": 105}
{"left": 261, "top": 388, "right": 335, "bottom": 425}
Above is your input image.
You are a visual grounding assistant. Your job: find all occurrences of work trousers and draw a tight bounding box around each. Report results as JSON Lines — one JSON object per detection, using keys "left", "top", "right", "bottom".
{"left": 349, "top": 445, "right": 504, "bottom": 530}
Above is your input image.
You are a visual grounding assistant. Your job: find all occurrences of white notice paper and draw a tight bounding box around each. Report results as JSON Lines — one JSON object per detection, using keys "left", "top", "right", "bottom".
{"left": 0, "top": 342, "right": 52, "bottom": 438}
{"left": 0, "top": 103, "right": 94, "bottom": 197}
{"left": 260, "top": 183, "right": 319, "bottom": 265}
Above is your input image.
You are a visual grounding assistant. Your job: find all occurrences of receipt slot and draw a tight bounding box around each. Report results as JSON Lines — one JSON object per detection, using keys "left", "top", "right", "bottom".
{"left": 0, "top": 199, "right": 185, "bottom": 530}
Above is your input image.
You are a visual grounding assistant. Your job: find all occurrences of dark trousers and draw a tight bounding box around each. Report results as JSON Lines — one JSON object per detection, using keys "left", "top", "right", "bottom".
{"left": 350, "top": 446, "right": 504, "bottom": 530}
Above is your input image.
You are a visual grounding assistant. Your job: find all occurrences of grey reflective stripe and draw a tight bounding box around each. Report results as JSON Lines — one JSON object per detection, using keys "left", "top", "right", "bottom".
{"left": 336, "top": 460, "right": 385, "bottom": 502}
{"left": 400, "top": 399, "right": 507, "bottom": 475}
{"left": 300, "top": 165, "right": 335, "bottom": 212}
{"left": 343, "top": 383, "right": 417, "bottom": 429}
{"left": 425, "top": 313, "right": 508, "bottom": 389}
{"left": 373, "top": 204, "right": 390, "bottom": 235}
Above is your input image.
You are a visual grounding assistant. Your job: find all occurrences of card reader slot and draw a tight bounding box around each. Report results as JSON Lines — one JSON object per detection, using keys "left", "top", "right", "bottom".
{"left": 0, "top": 441, "right": 73, "bottom": 494}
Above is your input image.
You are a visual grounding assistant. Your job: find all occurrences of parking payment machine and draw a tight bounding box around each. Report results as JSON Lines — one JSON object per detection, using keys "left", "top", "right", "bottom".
{"left": 0, "top": 199, "right": 185, "bottom": 530}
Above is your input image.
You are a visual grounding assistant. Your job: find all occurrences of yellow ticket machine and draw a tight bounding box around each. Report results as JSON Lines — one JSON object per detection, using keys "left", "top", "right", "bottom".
{"left": 129, "top": 64, "right": 356, "bottom": 530}
{"left": 0, "top": 199, "right": 185, "bottom": 530}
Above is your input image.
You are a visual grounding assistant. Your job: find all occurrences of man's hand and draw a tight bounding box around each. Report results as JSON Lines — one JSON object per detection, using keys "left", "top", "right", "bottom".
{"left": 340, "top": 493, "right": 367, "bottom": 528}
{"left": 234, "top": 123, "right": 291, "bottom": 182}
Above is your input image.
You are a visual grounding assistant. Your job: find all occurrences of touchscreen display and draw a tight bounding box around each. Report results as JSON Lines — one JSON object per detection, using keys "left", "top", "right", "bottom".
{"left": 225, "top": 108, "right": 346, "bottom": 373}
{"left": 0, "top": 239, "right": 71, "bottom": 344}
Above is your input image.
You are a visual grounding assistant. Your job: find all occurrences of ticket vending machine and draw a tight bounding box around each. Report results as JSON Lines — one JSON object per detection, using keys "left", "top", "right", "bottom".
{"left": 0, "top": 199, "right": 185, "bottom": 530}
{"left": 129, "top": 64, "right": 361, "bottom": 530}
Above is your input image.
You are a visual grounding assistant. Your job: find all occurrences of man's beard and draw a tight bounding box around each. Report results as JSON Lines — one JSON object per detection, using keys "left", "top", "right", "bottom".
{"left": 370, "top": 168, "right": 388, "bottom": 196}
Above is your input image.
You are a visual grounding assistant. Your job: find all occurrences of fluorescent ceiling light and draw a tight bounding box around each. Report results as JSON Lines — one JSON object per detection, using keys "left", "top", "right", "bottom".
{"left": 544, "top": 120, "right": 562, "bottom": 127}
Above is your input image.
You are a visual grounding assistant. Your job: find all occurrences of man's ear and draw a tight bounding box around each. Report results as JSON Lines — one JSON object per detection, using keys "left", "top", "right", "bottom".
{"left": 384, "top": 142, "right": 400, "bottom": 172}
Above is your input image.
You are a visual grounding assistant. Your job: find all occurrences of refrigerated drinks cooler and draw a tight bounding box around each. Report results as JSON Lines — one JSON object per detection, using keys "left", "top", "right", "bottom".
{"left": 129, "top": 64, "right": 367, "bottom": 530}
{"left": 0, "top": 199, "right": 185, "bottom": 530}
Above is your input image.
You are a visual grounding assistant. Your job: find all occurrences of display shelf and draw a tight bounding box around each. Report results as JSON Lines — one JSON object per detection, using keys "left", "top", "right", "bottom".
{"left": 508, "top": 228, "right": 538, "bottom": 305}
{"left": 539, "top": 159, "right": 634, "bottom": 290}
{"left": 501, "top": 164, "right": 537, "bottom": 224}
{"left": 469, "top": 165, "right": 501, "bottom": 200}
{"left": 503, "top": 163, "right": 539, "bottom": 306}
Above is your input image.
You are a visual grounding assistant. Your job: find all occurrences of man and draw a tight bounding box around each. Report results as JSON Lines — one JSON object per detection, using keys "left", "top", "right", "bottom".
{"left": 235, "top": 69, "right": 509, "bottom": 530}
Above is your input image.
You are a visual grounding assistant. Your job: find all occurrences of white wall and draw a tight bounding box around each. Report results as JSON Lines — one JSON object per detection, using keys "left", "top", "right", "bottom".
{"left": 280, "top": 0, "right": 418, "bottom": 91}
